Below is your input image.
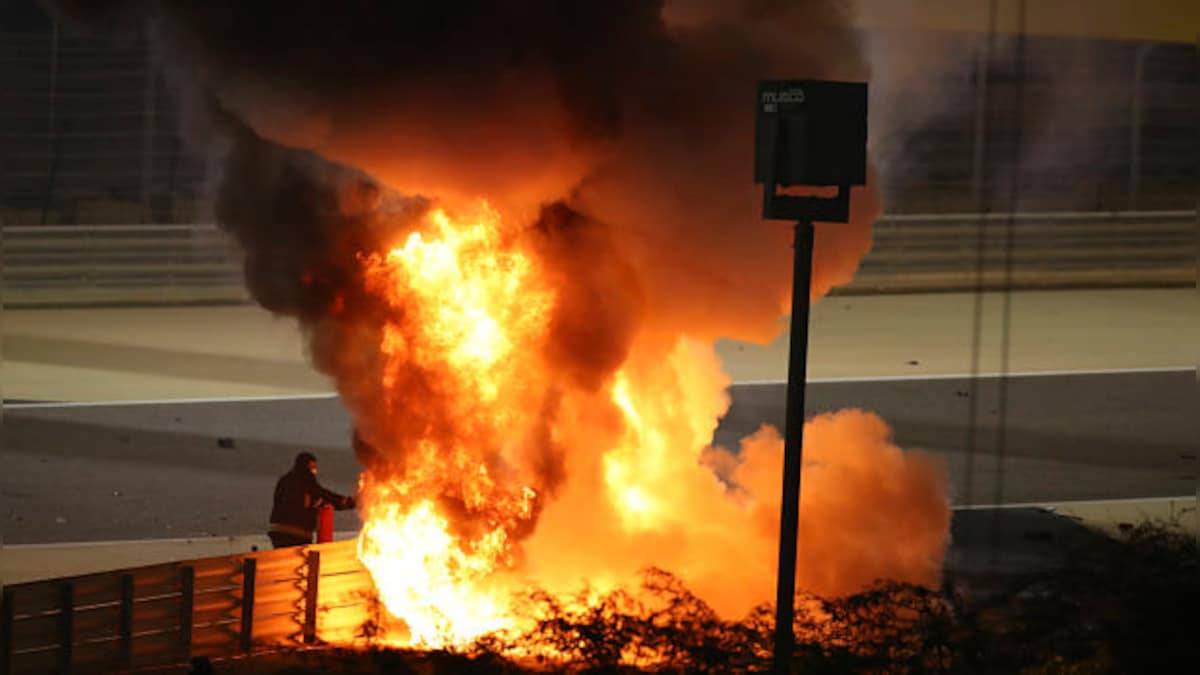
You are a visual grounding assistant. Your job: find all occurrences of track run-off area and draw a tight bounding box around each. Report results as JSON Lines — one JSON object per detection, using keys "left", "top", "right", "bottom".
{"left": 2, "top": 289, "right": 1196, "bottom": 580}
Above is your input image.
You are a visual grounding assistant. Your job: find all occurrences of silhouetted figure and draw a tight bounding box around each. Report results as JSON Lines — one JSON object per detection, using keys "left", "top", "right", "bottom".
{"left": 268, "top": 452, "right": 356, "bottom": 548}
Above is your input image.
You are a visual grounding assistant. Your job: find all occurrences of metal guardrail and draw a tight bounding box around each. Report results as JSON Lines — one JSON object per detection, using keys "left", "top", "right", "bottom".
{"left": 848, "top": 210, "right": 1196, "bottom": 294}
{"left": 1, "top": 224, "right": 248, "bottom": 306}
{"left": 0, "top": 211, "right": 1194, "bottom": 306}
{"left": 0, "top": 540, "right": 371, "bottom": 674}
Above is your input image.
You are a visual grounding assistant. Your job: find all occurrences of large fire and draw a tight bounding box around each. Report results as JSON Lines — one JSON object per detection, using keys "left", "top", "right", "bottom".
{"left": 348, "top": 202, "right": 950, "bottom": 654}
{"left": 355, "top": 203, "right": 552, "bottom": 646}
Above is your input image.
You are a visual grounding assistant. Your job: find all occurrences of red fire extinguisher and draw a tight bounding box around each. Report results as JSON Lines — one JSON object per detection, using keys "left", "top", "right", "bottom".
{"left": 317, "top": 504, "right": 334, "bottom": 543}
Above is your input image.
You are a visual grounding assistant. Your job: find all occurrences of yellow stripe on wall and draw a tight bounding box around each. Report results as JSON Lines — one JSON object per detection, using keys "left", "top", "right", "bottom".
{"left": 857, "top": 0, "right": 1200, "bottom": 44}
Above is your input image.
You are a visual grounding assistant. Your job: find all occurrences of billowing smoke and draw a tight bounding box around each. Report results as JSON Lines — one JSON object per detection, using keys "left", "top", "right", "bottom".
{"left": 52, "top": 0, "right": 948, "bottom": 623}
{"left": 55, "top": 0, "right": 877, "bottom": 331}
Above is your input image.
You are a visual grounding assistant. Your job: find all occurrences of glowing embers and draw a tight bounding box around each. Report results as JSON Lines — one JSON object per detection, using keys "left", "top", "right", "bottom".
{"left": 355, "top": 203, "right": 553, "bottom": 648}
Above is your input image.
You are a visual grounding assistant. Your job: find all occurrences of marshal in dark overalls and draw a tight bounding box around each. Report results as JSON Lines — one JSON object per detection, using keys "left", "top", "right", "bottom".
{"left": 268, "top": 452, "right": 356, "bottom": 548}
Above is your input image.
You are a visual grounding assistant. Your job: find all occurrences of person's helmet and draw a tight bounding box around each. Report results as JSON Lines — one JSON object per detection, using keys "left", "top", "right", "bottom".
{"left": 294, "top": 451, "right": 317, "bottom": 472}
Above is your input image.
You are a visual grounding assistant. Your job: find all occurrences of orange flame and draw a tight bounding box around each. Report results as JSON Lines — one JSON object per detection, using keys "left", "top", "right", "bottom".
{"left": 355, "top": 203, "right": 553, "bottom": 648}
{"left": 349, "top": 201, "right": 949, "bottom": 656}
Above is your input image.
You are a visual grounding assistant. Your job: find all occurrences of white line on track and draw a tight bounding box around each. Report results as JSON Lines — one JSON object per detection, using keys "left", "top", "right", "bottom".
{"left": 3, "top": 392, "right": 338, "bottom": 409}
{"left": 3, "top": 366, "right": 1191, "bottom": 408}
{"left": 738, "top": 365, "right": 1194, "bottom": 386}
{"left": 953, "top": 495, "right": 1197, "bottom": 511}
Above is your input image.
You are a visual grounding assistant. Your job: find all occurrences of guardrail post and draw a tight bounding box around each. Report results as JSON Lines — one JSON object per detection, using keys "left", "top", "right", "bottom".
{"left": 303, "top": 550, "right": 321, "bottom": 644}
{"left": 118, "top": 575, "right": 134, "bottom": 668}
{"left": 2, "top": 588, "right": 15, "bottom": 675}
{"left": 179, "top": 566, "right": 194, "bottom": 659}
{"left": 58, "top": 582, "right": 73, "bottom": 674}
{"left": 240, "top": 558, "right": 256, "bottom": 652}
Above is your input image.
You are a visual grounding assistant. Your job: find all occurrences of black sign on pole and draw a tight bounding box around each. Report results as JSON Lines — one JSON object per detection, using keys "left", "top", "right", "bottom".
{"left": 755, "top": 79, "right": 867, "bottom": 674}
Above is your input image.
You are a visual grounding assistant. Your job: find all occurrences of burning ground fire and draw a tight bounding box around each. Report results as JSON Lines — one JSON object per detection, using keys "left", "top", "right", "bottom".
{"left": 337, "top": 201, "right": 950, "bottom": 654}
{"left": 354, "top": 203, "right": 552, "bottom": 646}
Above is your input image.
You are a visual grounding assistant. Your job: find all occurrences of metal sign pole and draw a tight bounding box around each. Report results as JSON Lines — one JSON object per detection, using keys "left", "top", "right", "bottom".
{"left": 755, "top": 79, "right": 866, "bottom": 674}
{"left": 772, "top": 218, "right": 815, "bottom": 674}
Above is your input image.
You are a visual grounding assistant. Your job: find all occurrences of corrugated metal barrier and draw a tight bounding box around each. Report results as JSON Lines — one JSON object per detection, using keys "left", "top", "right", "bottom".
{"left": 0, "top": 211, "right": 1194, "bottom": 307}
{"left": 0, "top": 224, "right": 247, "bottom": 306}
{"left": 851, "top": 210, "right": 1195, "bottom": 292}
{"left": 0, "top": 540, "right": 372, "bottom": 674}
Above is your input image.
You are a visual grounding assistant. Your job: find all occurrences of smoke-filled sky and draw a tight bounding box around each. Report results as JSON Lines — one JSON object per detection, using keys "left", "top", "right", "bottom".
{"left": 51, "top": 0, "right": 877, "bottom": 335}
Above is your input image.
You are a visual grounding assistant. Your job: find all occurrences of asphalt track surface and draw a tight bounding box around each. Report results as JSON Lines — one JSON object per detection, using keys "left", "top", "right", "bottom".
{"left": 3, "top": 369, "right": 1195, "bottom": 546}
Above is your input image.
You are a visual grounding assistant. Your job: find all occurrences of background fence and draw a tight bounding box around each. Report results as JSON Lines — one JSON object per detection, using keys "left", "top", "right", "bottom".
{"left": 3, "top": 25, "right": 1197, "bottom": 224}
{"left": 0, "top": 540, "right": 373, "bottom": 675}
{"left": 1, "top": 211, "right": 1192, "bottom": 307}
{"left": 850, "top": 210, "right": 1196, "bottom": 292}
{"left": 1, "top": 20, "right": 1196, "bottom": 306}
{"left": 1, "top": 29, "right": 205, "bottom": 228}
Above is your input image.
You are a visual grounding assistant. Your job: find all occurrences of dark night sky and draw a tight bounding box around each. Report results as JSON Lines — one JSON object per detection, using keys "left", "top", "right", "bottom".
{"left": 1, "top": 0, "right": 53, "bottom": 31}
